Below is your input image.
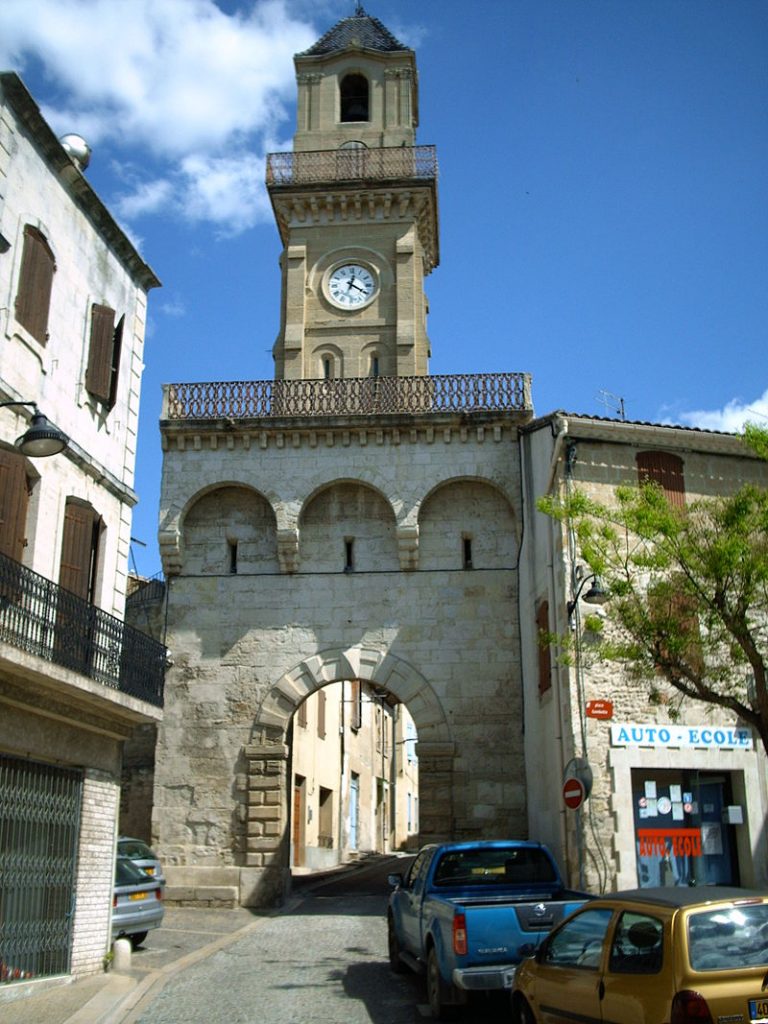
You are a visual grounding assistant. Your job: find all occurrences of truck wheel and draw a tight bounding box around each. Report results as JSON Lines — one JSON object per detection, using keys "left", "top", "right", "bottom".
{"left": 387, "top": 913, "right": 407, "bottom": 973}
{"left": 427, "top": 947, "right": 459, "bottom": 1021}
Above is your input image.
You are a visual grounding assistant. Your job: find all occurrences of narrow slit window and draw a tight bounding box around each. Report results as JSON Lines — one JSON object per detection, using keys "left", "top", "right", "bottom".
{"left": 344, "top": 538, "right": 354, "bottom": 572}
{"left": 323, "top": 356, "right": 333, "bottom": 380}
{"left": 370, "top": 355, "right": 380, "bottom": 377}
{"left": 462, "top": 535, "right": 473, "bottom": 569}
{"left": 228, "top": 540, "right": 238, "bottom": 574}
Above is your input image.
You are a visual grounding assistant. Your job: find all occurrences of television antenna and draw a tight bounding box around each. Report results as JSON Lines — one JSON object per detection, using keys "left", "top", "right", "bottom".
{"left": 596, "top": 389, "right": 626, "bottom": 421}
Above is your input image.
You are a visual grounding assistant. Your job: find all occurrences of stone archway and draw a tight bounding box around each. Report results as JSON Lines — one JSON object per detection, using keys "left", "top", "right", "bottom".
{"left": 241, "top": 644, "right": 454, "bottom": 907}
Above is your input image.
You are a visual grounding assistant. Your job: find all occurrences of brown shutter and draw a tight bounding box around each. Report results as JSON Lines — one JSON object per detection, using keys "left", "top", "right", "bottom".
{"left": 297, "top": 699, "right": 307, "bottom": 728}
{"left": 317, "top": 689, "right": 326, "bottom": 739}
{"left": 59, "top": 500, "right": 100, "bottom": 601}
{"left": 85, "top": 304, "right": 116, "bottom": 402}
{"left": 0, "top": 450, "right": 29, "bottom": 561}
{"left": 536, "top": 600, "right": 552, "bottom": 695}
{"left": 15, "top": 225, "right": 55, "bottom": 343}
{"left": 350, "top": 680, "right": 362, "bottom": 730}
{"left": 636, "top": 451, "right": 686, "bottom": 508}
{"left": 107, "top": 314, "right": 124, "bottom": 410}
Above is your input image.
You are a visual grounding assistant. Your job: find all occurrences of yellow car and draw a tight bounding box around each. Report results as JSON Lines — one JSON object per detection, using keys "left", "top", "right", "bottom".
{"left": 511, "top": 887, "right": 768, "bottom": 1024}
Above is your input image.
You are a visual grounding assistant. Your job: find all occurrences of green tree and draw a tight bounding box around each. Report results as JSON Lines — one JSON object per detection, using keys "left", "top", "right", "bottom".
{"left": 539, "top": 472, "right": 768, "bottom": 757}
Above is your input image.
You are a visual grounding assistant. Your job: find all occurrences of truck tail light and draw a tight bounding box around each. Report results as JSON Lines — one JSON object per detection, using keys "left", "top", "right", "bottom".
{"left": 670, "top": 990, "right": 714, "bottom": 1024}
{"left": 453, "top": 913, "right": 467, "bottom": 956}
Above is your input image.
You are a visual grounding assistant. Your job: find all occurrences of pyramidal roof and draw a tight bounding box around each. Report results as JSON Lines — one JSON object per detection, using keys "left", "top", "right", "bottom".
{"left": 298, "top": 5, "right": 409, "bottom": 56}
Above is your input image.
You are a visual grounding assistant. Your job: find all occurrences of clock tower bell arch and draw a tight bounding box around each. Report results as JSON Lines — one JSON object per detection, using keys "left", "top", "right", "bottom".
{"left": 267, "top": 5, "right": 439, "bottom": 381}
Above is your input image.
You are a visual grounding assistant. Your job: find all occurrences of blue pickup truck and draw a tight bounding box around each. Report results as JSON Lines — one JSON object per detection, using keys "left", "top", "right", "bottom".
{"left": 387, "top": 840, "right": 590, "bottom": 1020}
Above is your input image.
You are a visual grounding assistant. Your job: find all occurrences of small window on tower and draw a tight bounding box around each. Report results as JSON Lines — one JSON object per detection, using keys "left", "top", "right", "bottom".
{"left": 228, "top": 539, "right": 238, "bottom": 574}
{"left": 322, "top": 356, "right": 333, "bottom": 379}
{"left": 462, "top": 535, "right": 473, "bottom": 570}
{"left": 340, "top": 73, "right": 369, "bottom": 122}
{"left": 370, "top": 355, "right": 380, "bottom": 378}
{"left": 344, "top": 537, "right": 355, "bottom": 572}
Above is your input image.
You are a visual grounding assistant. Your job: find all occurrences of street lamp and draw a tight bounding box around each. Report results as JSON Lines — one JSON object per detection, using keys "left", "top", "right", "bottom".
{"left": 567, "top": 570, "right": 609, "bottom": 620}
{"left": 0, "top": 400, "right": 69, "bottom": 457}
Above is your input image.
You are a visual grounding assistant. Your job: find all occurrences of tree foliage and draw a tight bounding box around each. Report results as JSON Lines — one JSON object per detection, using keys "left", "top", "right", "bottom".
{"left": 539, "top": 478, "right": 768, "bottom": 757}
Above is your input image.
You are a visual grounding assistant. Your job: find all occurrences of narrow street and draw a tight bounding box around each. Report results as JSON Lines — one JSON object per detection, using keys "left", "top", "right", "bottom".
{"left": 120, "top": 855, "right": 510, "bottom": 1024}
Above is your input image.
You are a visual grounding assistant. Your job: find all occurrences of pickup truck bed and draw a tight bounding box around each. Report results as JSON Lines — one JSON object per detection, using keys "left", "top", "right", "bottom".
{"left": 387, "top": 840, "right": 590, "bottom": 1020}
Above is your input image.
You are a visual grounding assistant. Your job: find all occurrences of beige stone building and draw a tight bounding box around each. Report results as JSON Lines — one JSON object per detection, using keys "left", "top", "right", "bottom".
{"left": 151, "top": 7, "right": 768, "bottom": 911}
{"left": 153, "top": 9, "right": 531, "bottom": 908}
{"left": 519, "top": 413, "right": 768, "bottom": 893}
{"left": 0, "top": 73, "right": 165, "bottom": 987}
{"left": 291, "top": 681, "right": 418, "bottom": 870}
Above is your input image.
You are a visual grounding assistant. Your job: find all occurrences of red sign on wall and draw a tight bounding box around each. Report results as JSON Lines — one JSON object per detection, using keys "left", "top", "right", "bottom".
{"left": 563, "top": 777, "right": 586, "bottom": 810}
{"left": 637, "top": 828, "right": 702, "bottom": 858}
{"left": 586, "top": 699, "right": 614, "bottom": 720}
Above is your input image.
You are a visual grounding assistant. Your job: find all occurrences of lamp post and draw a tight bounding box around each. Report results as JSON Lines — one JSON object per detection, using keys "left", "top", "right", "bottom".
{"left": 0, "top": 400, "right": 69, "bottom": 457}
{"left": 567, "top": 571, "right": 608, "bottom": 620}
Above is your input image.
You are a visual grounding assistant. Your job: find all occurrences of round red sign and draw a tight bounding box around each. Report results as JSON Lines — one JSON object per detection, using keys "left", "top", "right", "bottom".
{"left": 563, "top": 777, "right": 586, "bottom": 810}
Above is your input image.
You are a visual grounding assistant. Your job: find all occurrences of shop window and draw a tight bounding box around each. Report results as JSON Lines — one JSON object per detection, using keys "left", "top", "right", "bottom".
{"left": 340, "top": 73, "right": 369, "bottom": 122}
{"left": 636, "top": 451, "right": 685, "bottom": 509}
{"left": 86, "top": 306, "right": 124, "bottom": 409}
{"left": 15, "top": 225, "right": 56, "bottom": 343}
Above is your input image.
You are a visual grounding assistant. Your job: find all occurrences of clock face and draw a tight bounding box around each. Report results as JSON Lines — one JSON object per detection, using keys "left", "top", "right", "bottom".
{"left": 327, "top": 263, "right": 377, "bottom": 309}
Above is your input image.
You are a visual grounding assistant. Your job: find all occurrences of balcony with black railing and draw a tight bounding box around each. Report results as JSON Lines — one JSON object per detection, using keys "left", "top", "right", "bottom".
{"left": 162, "top": 372, "right": 532, "bottom": 421}
{"left": 0, "top": 551, "right": 165, "bottom": 708}
{"left": 266, "top": 145, "right": 437, "bottom": 189}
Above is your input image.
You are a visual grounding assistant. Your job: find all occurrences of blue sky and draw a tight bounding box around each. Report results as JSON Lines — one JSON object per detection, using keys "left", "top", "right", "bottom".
{"left": 1, "top": 0, "right": 766, "bottom": 577}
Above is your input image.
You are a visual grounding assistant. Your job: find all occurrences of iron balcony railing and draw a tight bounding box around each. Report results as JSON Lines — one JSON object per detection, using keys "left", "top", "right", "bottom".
{"left": 163, "top": 373, "right": 532, "bottom": 421}
{"left": 266, "top": 145, "right": 437, "bottom": 188}
{"left": 0, "top": 551, "right": 165, "bottom": 707}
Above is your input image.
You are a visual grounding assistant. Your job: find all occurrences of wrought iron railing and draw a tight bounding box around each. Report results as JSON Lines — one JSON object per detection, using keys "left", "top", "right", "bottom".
{"left": 266, "top": 145, "right": 437, "bottom": 187}
{"left": 163, "top": 373, "right": 532, "bottom": 421}
{"left": 0, "top": 552, "right": 165, "bottom": 707}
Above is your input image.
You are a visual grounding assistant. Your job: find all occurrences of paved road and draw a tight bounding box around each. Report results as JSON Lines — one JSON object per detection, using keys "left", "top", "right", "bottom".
{"left": 122, "top": 855, "right": 510, "bottom": 1024}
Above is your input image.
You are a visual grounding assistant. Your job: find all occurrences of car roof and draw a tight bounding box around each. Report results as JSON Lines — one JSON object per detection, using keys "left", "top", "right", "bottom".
{"left": 593, "top": 887, "right": 768, "bottom": 909}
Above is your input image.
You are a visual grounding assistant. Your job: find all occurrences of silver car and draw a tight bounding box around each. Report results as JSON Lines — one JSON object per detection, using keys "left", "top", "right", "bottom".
{"left": 117, "top": 836, "right": 166, "bottom": 890}
{"left": 112, "top": 855, "right": 164, "bottom": 947}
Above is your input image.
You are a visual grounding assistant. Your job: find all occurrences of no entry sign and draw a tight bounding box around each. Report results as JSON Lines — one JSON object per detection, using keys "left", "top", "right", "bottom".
{"left": 563, "top": 777, "right": 586, "bottom": 810}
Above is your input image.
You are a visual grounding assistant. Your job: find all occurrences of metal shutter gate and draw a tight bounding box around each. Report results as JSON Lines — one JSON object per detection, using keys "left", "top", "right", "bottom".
{"left": 0, "top": 755, "right": 83, "bottom": 982}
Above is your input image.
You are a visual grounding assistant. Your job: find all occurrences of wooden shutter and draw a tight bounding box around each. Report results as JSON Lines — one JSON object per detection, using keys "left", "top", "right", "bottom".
{"left": 317, "top": 689, "right": 326, "bottom": 739}
{"left": 15, "top": 225, "right": 55, "bottom": 343}
{"left": 350, "top": 680, "right": 362, "bottom": 730}
{"left": 59, "top": 500, "right": 100, "bottom": 601}
{"left": 297, "top": 699, "right": 307, "bottom": 728}
{"left": 107, "top": 314, "right": 124, "bottom": 409}
{"left": 85, "top": 304, "right": 116, "bottom": 402}
{"left": 0, "top": 450, "right": 29, "bottom": 561}
{"left": 636, "top": 451, "right": 686, "bottom": 508}
{"left": 536, "top": 600, "right": 552, "bottom": 695}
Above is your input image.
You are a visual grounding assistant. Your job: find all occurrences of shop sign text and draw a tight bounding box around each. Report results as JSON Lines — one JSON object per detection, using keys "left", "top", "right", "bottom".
{"left": 637, "top": 827, "right": 702, "bottom": 858}
{"left": 611, "top": 724, "right": 752, "bottom": 750}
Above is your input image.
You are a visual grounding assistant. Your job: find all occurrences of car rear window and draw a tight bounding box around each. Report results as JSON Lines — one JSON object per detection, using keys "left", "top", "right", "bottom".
{"left": 118, "top": 839, "right": 156, "bottom": 859}
{"left": 115, "top": 857, "right": 151, "bottom": 885}
{"left": 688, "top": 902, "right": 768, "bottom": 971}
{"left": 433, "top": 846, "right": 557, "bottom": 886}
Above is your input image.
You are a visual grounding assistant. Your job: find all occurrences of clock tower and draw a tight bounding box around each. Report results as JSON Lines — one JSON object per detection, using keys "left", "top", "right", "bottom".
{"left": 267, "top": 5, "right": 439, "bottom": 381}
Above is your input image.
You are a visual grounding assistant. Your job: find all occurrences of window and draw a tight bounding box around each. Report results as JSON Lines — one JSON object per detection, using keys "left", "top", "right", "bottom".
{"left": 322, "top": 356, "right": 333, "bottom": 379}
{"left": 228, "top": 539, "right": 238, "bottom": 574}
{"left": 0, "top": 449, "right": 30, "bottom": 562}
{"left": 543, "top": 908, "right": 613, "bottom": 969}
{"left": 59, "top": 498, "right": 102, "bottom": 602}
{"left": 636, "top": 451, "right": 685, "bottom": 509}
{"left": 344, "top": 537, "right": 355, "bottom": 572}
{"left": 462, "top": 535, "right": 473, "bottom": 569}
{"left": 340, "top": 73, "right": 369, "bottom": 122}
{"left": 86, "top": 305, "right": 124, "bottom": 408}
{"left": 370, "top": 355, "right": 380, "bottom": 378}
{"left": 609, "top": 912, "right": 663, "bottom": 974}
{"left": 15, "top": 225, "right": 55, "bottom": 343}
{"left": 536, "top": 600, "right": 552, "bottom": 695}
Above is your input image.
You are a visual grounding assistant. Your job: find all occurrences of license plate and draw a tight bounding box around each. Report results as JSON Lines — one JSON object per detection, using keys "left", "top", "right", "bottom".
{"left": 129, "top": 892, "right": 147, "bottom": 900}
{"left": 749, "top": 998, "right": 768, "bottom": 1022}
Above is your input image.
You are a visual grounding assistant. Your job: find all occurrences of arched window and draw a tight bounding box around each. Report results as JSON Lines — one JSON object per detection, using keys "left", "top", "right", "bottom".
{"left": 340, "top": 73, "right": 369, "bottom": 122}
{"left": 322, "top": 356, "right": 333, "bottom": 379}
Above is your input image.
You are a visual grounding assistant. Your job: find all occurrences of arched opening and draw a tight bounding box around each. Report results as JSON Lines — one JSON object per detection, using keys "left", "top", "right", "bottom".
{"left": 340, "top": 73, "right": 369, "bottom": 122}
{"left": 290, "top": 679, "right": 419, "bottom": 871}
{"left": 244, "top": 645, "right": 454, "bottom": 905}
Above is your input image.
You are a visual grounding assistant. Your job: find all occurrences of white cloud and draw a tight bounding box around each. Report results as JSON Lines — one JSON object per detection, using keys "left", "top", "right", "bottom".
{"left": 676, "top": 390, "right": 768, "bottom": 434}
{"left": 0, "top": 0, "right": 316, "bottom": 231}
